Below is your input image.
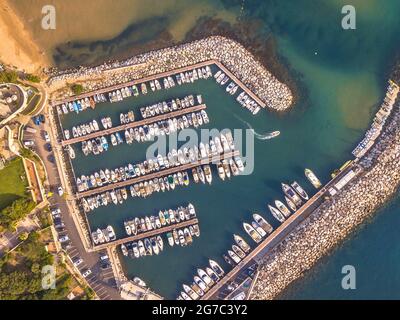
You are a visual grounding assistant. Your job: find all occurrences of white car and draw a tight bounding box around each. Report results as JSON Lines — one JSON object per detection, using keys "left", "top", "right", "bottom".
{"left": 73, "top": 258, "right": 83, "bottom": 267}
{"left": 52, "top": 213, "right": 61, "bottom": 219}
{"left": 51, "top": 208, "right": 61, "bottom": 216}
{"left": 100, "top": 254, "right": 109, "bottom": 261}
{"left": 57, "top": 186, "right": 64, "bottom": 196}
{"left": 24, "top": 140, "right": 35, "bottom": 147}
{"left": 44, "top": 131, "right": 51, "bottom": 143}
{"left": 59, "top": 235, "right": 69, "bottom": 243}
{"left": 82, "top": 269, "right": 92, "bottom": 278}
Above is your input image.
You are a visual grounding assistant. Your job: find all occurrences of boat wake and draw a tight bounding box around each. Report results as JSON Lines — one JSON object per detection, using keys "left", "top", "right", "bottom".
{"left": 234, "top": 115, "right": 280, "bottom": 141}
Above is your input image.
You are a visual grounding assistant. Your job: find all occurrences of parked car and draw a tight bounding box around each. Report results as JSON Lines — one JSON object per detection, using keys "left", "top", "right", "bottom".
{"left": 33, "top": 116, "right": 41, "bottom": 126}
{"left": 24, "top": 140, "right": 35, "bottom": 147}
{"left": 101, "top": 262, "right": 111, "bottom": 270}
{"left": 73, "top": 258, "right": 83, "bottom": 267}
{"left": 82, "top": 269, "right": 92, "bottom": 278}
{"left": 51, "top": 208, "right": 61, "bottom": 216}
{"left": 48, "top": 155, "right": 55, "bottom": 164}
{"left": 59, "top": 235, "right": 69, "bottom": 243}
{"left": 57, "top": 186, "right": 64, "bottom": 196}
{"left": 39, "top": 114, "right": 45, "bottom": 124}
{"left": 52, "top": 213, "right": 61, "bottom": 219}
{"left": 45, "top": 143, "right": 53, "bottom": 152}
{"left": 100, "top": 254, "right": 109, "bottom": 261}
{"left": 44, "top": 131, "right": 51, "bottom": 143}
{"left": 54, "top": 222, "right": 65, "bottom": 229}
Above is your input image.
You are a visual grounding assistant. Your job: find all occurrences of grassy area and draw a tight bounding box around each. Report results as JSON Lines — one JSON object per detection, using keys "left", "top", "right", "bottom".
{"left": 0, "top": 229, "right": 78, "bottom": 300}
{"left": 0, "top": 158, "right": 28, "bottom": 210}
{"left": 22, "top": 93, "right": 41, "bottom": 116}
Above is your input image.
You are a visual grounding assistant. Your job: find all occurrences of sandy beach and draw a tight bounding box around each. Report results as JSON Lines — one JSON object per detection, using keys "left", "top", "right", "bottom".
{"left": 0, "top": 1, "right": 50, "bottom": 73}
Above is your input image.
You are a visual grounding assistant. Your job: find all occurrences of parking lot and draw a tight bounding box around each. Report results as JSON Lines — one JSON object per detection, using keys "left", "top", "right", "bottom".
{"left": 25, "top": 115, "right": 120, "bottom": 300}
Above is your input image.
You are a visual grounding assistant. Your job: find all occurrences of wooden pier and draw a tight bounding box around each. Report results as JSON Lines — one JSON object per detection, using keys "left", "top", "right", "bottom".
{"left": 92, "top": 218, "right": 199, "bottom": 251}
{"left": 54, "top": 59, "right": 266, "bottom": 109}
{"left": 77, "top": 150, "right": 240, "bottom": 199}
{"left": 61, "top": 104, "right": 207, "bottom": 146}
{"left": 200, "top": 164, "right": 359, "bottom": 300}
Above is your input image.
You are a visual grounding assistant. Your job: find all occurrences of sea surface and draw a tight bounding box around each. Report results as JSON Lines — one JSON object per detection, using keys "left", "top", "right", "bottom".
{"left": 15, "top": 0, "right": 400, "bottom": 299}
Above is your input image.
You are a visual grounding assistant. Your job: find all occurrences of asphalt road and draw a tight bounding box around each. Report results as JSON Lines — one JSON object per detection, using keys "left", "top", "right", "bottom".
{"left": 24, "top": 117, "right": 120, "bottom": 300}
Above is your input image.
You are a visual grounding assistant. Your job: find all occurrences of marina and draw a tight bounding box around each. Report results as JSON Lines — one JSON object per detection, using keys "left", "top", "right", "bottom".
{"left": 92, "top": 218, "right": 199, "bottom": 251}
{"left": 61, "top": 104, "right": 207, "bottom": 146}
{"left": 76, "top": 149, "right": 240, "bottom": 199}
{"left": 45, "top": 27, "right": 400, "bottom": 299}
{"left": 50, "top": 61, "right": 349, "bottom": 297}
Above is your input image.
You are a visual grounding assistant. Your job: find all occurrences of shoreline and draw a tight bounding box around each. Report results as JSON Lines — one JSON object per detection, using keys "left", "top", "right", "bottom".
{"left": 250, "top": 81, "right": 400, "bottom": 300}
{"left": 0, "top": 1, "right": 50, "bottom": 73}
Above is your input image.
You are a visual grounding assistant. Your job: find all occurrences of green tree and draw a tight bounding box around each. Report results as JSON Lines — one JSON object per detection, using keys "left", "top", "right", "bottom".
{"left": 70, "top": 84, "right": 84, "bottom": 95}
{"left": 0, "top": 70, "right": 18, "bottom": 83}
{"left": 19, "top": 232, "right": 29, "bottom": 242}
{"left": 25, "top": 74, "right": 41, "bottom": 83}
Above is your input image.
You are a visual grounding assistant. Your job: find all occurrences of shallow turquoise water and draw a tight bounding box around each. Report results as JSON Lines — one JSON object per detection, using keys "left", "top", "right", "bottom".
{"left": 58, "top": 0, "right": 400, "bottom": 299}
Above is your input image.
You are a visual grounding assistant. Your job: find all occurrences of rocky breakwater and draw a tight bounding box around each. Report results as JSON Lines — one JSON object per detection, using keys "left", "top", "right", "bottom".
{"left": 47, "top": 36, "right": 293, "bottom": 111}
{"left": 250, "top": 103, "right": 400, "bottom": 300}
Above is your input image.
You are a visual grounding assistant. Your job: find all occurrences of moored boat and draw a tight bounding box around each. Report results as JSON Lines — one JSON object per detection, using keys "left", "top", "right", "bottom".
{"left": 233, "top": 234, "right": 251, "bottom": 253}
{"left": 268, "top": 204, "right": 286, "bottom": 223}
{"left": 305, "top": 168, "right": 322, "bottom": 188}
{"left": 282, "top": 183, "right": 303, "bottom": 207}
{"left": 209, "top": 259, "right": 225, "bottom": 277}
{"left": 285, "top": 196, "right": 297, "bottom": 212}
{"left": 291, "top": 181, "right": 309, "bottom": 200}
{"left": 275, "top": 200, "right": 292, "bottom": 218}
{"left": 252, "top": 213, "right": 273, "bottom": 234}
{"left": 243, "top": 223, "right": 262, "bottom": 243}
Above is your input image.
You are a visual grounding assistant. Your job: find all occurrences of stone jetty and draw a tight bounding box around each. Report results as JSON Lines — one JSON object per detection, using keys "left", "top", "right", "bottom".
{"left": 250, "top": 96, "right": 400, "bottom": 300}
{"left": 47, "top": 36, "right": 293, "bottom": 111}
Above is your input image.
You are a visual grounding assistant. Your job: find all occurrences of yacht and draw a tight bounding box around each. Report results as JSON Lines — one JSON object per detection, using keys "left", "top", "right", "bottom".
{"left": 275, "top": 200, "right": 292, "bottom": 218}
{"left": 285, "top": 196, "right": 297, "bottom": 212}
{"left": 209, "top": 259, "right": 225, "bottom": 277}
{"left": 206, "top": 267, "right": 220, "bottom": 283}
{"left": 232, "top": 245, "right": 246, "bottom": 259}
{"left": 198, "top": 268, "right": 214, "bottom": 287}
{"left": 252, "top": 221, "right": 267, "bottom": 238}
{"left": 268, "top": 204, "right": 286, "bottom": 223}
{"left": 157, "top": 236, "right": 164, "bottom": 251}
{"left": 228, "top": 250, "right": 241, "bottom": 264}
{"left": 167, "top": 232, "right": 174, "bottom": 247}
{"left": 121, "top": 244, "right": 128, "bottom": 256}
{"left": 243, "top": 223, "right": 262, "bottom": 243}
{"left": 124, "top": 222, "right": 132, "bottom": 235}
{"left": 282, "top": 183, "right": 303, "bottom": 207}
{"left": 305, "top": 168, "right": 322, "bottom": 189}
{"left": 131, "top": 242, "right": 140, "bottom": 258}
{"left": 217, "top": 162, "right": 226, "bottom": 180}
{"left": 233, "top": 234, "right": 251, "bottom": 253}
{"left": 203, "top": 165, "right": 212, "bottom": 184}
{"left": 291, "top": 181, "right": 309, "bottom": 200}
{"left": 183, "top": 284, "right": 199, "bottom": 300}
{"left": 194, "top": 276, "right": 208, "bottom": 292}
{"left": 252, "top": 213, "right": 273, "bottom": 234}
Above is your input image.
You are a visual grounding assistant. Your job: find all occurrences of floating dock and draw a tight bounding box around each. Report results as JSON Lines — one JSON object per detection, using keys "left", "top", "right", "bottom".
{"left": 54, "top": 60, "right": 266, "bottom": 109}
{"left": 61, "top": 104, "right": 207, "bottom": 146}
{"left": 92, "top": 218, "right": 199, "bottom": 251}
{"left": 77, "top": 150, "right": 240, "bottom": 199}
